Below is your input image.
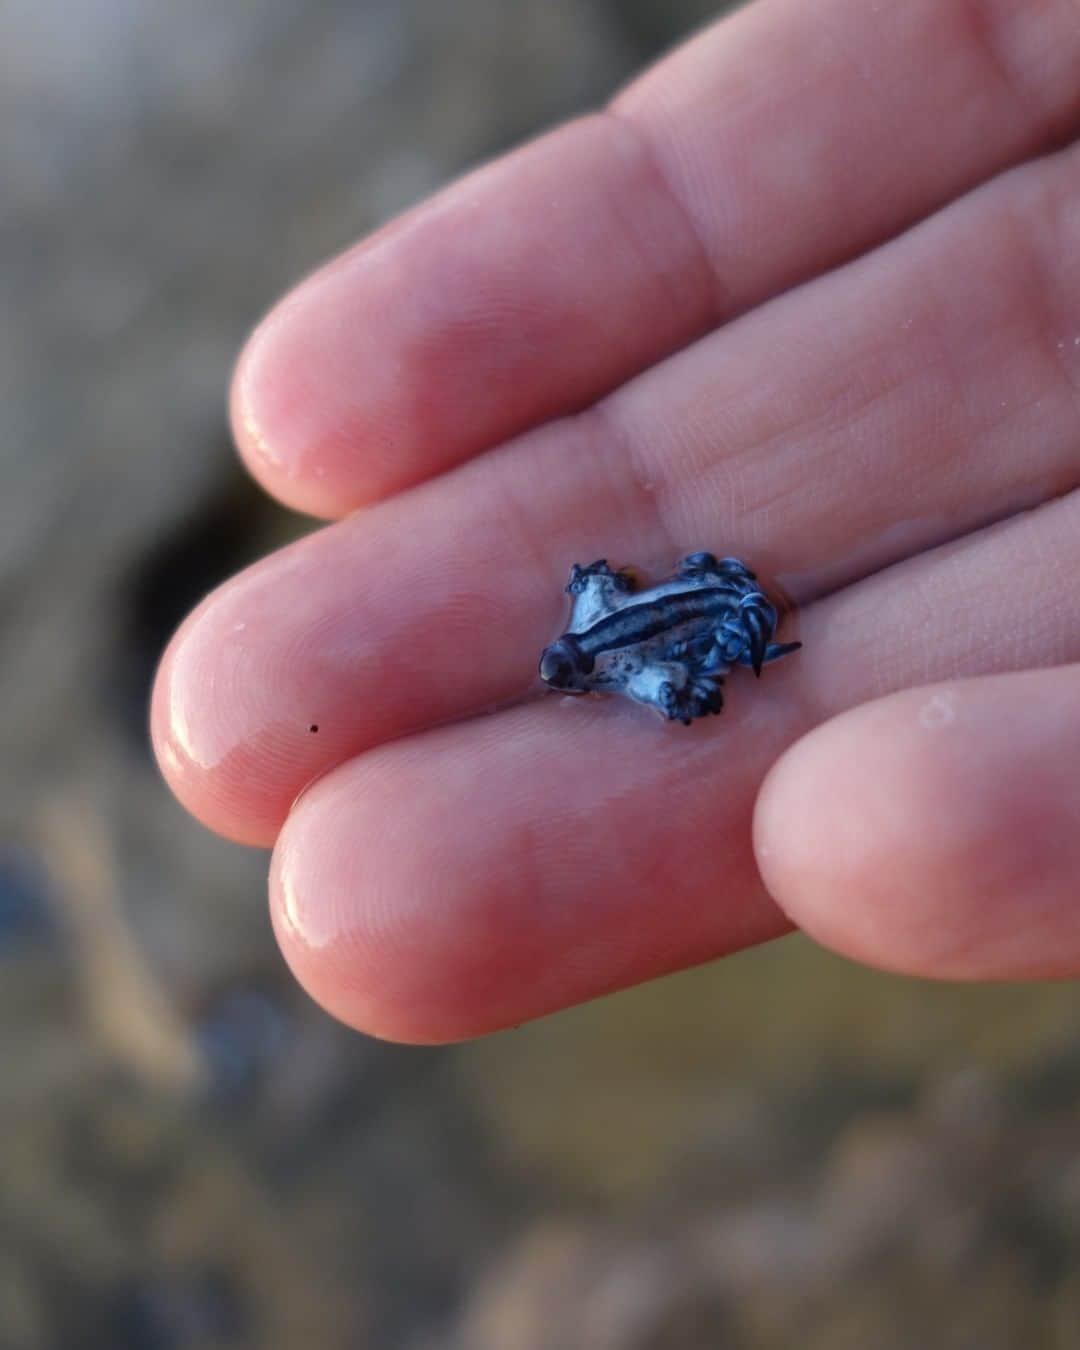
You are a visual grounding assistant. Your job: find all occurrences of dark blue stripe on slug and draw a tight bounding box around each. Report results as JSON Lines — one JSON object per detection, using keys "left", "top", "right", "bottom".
{"left": 577, "top": 586, "right": 750, "bottom": 658}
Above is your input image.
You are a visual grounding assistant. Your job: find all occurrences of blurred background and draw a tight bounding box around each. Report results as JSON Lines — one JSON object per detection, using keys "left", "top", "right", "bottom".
{"left": 4, "top": 2, "right": 1080, "bottom": 1346}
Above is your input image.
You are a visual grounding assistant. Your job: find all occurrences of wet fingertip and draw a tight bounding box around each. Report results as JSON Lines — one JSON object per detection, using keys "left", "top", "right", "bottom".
{"left": 148, "top": 569, "right": 335, "bottom": 849}
{"left": 229, "top": 296, "right": 353, "bottom": 520}
{"left": 269, "top": 797, "right": 366, "bottom": 1031}
{"left": 150, "top": 653, "right": 285, "bottom": 849}
{"left": 267, "top": 773, "right": 490, "bottom": 1045}
{"left": 270, "top": 804, "right": 388, "bottom": 1039}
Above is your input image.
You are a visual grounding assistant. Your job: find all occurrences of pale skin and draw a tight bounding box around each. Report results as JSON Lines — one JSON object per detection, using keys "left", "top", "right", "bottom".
{"left": 152, "top": 0, "right": 1080, "bottom": 1043}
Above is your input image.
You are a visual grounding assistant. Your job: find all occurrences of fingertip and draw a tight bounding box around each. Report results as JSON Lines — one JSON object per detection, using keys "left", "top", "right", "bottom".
{"left": 229, "top": 265, "right": 393, "bottom": 519}
{"left": 752, "top": 698, "right": 895, "bottom": 965}
{"left": 150, "top": 575, "right": 323, "bottom": 849}
{"left": 267, "top": 752, "right": 510, "bottom": 1045}
{"left": 754, "top": 672, "right": 1080, "bottom": 980}
{"left": 753, "top": 683, "right": 986, "bottom": 973}
{"left": 269, "top": 780, "right": 385, "bottom": 1036}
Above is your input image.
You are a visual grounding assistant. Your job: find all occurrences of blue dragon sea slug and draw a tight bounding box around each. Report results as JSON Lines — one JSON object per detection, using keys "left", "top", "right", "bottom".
{"left": 538, "top": 552, "right": 801, "bottom": 725}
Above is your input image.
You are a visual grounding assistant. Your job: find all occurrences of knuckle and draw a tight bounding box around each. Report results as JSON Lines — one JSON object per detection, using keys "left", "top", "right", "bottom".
{"left": 952, "top": 0, "right": 1080, "bottom": 131}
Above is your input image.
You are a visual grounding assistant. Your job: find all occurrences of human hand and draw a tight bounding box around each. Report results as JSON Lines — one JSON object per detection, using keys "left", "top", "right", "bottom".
{"left": 153, "top": 0, "right": 1080, "bottom": 1041}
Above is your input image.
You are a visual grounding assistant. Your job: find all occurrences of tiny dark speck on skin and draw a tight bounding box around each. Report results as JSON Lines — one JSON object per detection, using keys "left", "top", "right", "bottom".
{"left": 309, "top": 724, "right": 319, "bottom": 734}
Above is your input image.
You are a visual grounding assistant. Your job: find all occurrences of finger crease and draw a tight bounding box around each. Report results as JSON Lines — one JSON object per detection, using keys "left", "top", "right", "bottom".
{"left": 600, "top": 105, "right": 729, "bottom": 326}
{"left": 958, "top": 0, "right": 1065, "bottom": 136}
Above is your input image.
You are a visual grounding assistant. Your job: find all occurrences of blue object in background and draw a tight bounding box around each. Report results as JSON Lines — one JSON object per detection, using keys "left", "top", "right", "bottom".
{"left": 196, "top": 987, "right": 289, "bottom": 1100}
{"left": 0, "top": 845, "right": 57, "bottom": 952}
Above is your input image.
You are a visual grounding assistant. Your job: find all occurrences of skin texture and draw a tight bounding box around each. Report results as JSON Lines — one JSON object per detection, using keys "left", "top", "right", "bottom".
{"left": 154, "top": 0, "right": 1080, "bottom": 1041}
{"left": 755, "top": 669, "right": 1080, "bottom": 982}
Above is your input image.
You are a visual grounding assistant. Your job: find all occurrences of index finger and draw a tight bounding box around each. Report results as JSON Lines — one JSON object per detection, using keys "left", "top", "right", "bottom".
{"left": 233, "top": 0, "right": 1080, "bottom": 516}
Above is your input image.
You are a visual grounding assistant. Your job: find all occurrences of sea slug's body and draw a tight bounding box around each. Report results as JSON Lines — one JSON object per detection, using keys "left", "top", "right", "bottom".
{"left": 538, "top": 552, "right": 800, "bottom": 725}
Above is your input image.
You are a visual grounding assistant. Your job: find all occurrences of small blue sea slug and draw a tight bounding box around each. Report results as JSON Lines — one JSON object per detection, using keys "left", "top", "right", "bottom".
{"left": 538, "top": 552, "right": 800, "bottom": 725}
